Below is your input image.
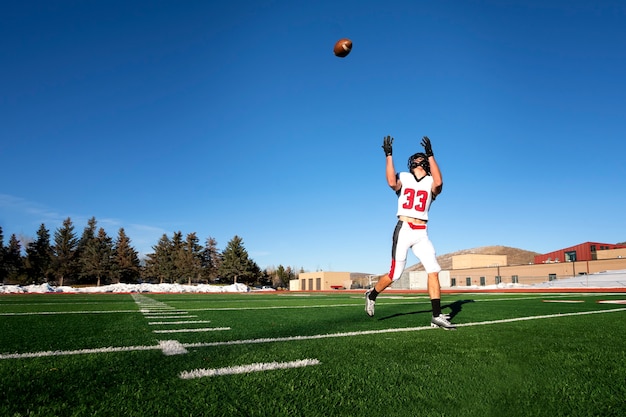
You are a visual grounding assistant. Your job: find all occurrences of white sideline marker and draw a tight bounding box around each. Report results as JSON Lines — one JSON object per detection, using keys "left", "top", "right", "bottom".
{"left": 149, "top": 320, "right": 212, "bottom": 325}
{"left": 179, "top": 359, "right": 320, "bottom": 379}
{"left": 142, "top": 311, "right": 189, "bottom": 315}
{"left": 0, "top": 345, "right": 158, "bottom": 359}
{"left": 153, "top": 327, "right": 230, "bottom": 334}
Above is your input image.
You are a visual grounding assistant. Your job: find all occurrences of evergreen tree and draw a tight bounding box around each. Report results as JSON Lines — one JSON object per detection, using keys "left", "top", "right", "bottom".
{"left": 274, "top": 265, "right": 288, "bottom": 288}
{"left": 264, "top": 264, "right": 297, "bottom": 289}
{"left": 285, "top": 266, "right": 296, "bottom": 286}
{"left": 144, "top": 234, "right": 174, "bottom": 284}
{"left": 180, "top": 232, "right": 203, "bottom": 285}
{"left": 218, "top": 235, "right": 259, "bottom": 285}
{"left": 170, "top": 231, "right": 185, "bottom": 283}
{"left": 82, "top": 227, "right": 114, "bottom": 286}
{"left": 201, "top": 237, "right": 222, "bottom": 283}
{"left": 52, "top": 217, "right": 78, "bottom": 286}
{"left": 248, "top": 260, "right": 263, "bottom": 286}
{"left": 0, "top": 226, "right": 6, "bottom": 283}
{"left": 25, "top": 224, "right": 53, "bottom": 284}
{"left": 113, "top": 228, "right": 141, "bottom": 283}
{"left": 4, "top": 234, "right": 24, "bottom": 284}
{"left": 77, "top": 217, "right": 98, "bottom": 284}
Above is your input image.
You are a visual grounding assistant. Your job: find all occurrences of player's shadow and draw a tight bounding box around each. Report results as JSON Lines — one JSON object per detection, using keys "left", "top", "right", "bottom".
{"left": 378, "top": 299, "right": 475, "bottom": 321}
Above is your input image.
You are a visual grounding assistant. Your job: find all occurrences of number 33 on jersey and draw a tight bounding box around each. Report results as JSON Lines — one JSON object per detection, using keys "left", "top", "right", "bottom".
{"left": 395, "top": 171, "right": 435, "bottom": 221}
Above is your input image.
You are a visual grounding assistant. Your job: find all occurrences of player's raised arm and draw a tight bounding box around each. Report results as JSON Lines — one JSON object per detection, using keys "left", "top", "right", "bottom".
{"left": 382, "top": 135, "right": 401, "bottom": 191}
{"left": 421, "top": 136, "right": 443, "bottom": 197}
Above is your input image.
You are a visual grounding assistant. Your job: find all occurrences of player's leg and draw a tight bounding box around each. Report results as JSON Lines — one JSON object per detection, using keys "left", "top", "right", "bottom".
{"left": 412, "top": 235, "right": 455, "bottom": 329}
{"left": 364, "top": 274, "right": 390, "bottom": 317}
{"left": 366, "top": 221, "right": 408, "bottom": 316}
{"left": 427, "top": 271, "right": 441, "bottom": 312}
{"left": 373, "top": 274, "right": 393, "bottom": 294}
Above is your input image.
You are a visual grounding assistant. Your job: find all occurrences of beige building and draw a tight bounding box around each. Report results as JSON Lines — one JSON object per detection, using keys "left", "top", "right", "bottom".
{"left": 424, "top": 249, "right": 626, "bottom": 288}
{"left": 293, "top": 271, "right": 370, "bottom": 291}
{"left": 596, "top": 247, "right": 626, "bottom": 260}
{"left": 447, "top": 256, "right": 626, "bottom": 287}
{"left": 291, "top": 249, "right": 626, "bottom": 291}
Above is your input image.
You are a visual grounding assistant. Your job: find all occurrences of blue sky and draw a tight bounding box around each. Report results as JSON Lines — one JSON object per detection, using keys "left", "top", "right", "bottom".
{"left": 1, "top": 0, "right": 625, "bottom": 274}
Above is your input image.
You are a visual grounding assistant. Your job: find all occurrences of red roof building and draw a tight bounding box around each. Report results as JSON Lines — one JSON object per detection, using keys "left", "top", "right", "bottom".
{"left": 534, "top": 241, "right": 626, "bottom": 264}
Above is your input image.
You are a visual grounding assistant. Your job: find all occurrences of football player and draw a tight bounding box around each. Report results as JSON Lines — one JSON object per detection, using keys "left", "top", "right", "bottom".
{"left": 365, "top": 135, "right": 455, "bottom": 330}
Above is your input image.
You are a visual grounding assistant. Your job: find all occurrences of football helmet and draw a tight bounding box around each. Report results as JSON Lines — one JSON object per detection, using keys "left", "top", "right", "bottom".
{"left": 408, "top": 152, "right": 430, "bottom": 174}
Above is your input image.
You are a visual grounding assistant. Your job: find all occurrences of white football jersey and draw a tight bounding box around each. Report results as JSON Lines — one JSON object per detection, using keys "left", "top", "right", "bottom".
{"left": 395, "top": 172, "right": 434, "bottom": 221}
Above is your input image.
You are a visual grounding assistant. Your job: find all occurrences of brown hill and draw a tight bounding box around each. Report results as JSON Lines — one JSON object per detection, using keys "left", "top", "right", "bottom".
{"left": 407, "top": 245, "right": 540, "bottom": 271}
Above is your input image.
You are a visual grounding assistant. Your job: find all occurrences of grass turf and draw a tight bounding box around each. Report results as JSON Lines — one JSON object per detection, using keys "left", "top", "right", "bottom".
{"left": 1, "top": 292, "right": 625, "bottom": 416}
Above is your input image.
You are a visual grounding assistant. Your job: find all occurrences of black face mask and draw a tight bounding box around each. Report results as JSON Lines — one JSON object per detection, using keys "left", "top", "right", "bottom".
{"left": 408, "top": 153, "right": 430, "bottom": 174}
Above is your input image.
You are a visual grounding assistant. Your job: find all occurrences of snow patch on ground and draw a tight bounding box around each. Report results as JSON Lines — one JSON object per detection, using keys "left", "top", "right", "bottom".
{"left": 0, "top": 282, "right": 250, "bottom": 294}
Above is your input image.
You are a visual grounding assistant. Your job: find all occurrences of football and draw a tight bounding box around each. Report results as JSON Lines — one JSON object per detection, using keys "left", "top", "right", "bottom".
{"left": 333, "top": 38, "right": 352, "bottom": 58}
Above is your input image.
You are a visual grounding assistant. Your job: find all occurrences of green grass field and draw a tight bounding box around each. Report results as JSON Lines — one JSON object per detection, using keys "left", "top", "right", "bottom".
{"left": 1, "top": 291, "right": 625, "bottom": 417}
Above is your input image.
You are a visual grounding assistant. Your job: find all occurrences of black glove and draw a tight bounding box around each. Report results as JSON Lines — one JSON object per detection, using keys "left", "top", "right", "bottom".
{"left": 382, "top": 135, "right": 394, "bottom": 156}
{"left": 421, "top": 136, "right": 434, "bottom": 157}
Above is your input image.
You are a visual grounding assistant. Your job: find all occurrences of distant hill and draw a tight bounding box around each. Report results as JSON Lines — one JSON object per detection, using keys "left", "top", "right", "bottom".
{"left": 407, "top": 245, "right": 541, "bottom": 272}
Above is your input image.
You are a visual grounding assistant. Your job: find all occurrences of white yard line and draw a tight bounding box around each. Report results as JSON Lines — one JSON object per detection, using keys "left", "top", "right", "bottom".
{"left": 148, "top": 320, "right": 212, "bottom": 325}
{"left": 0, "top": 310, "right": 139, "bottom": 316}
{"left": 140, "top": 311, "right": 188, "bottom": 315}
{"left": 2, "top": 307, "right": 624, "bottom": 360}
{"left": 0, "top": 344, "right": 158, "bottom": 359}
{"left": 152, "top": 327, "right": 230, "bottom": 334}
{"left": 0, "top": 303, "right": 418, "bottom": 316}
{"left": 2, "top": 294, "right": 618, "bottom": 316}
{"left": 179, "top": 359, "right": 321, "bottom": 379}
{"left": 179, "top": 307, "right": 626, "bottom": 348}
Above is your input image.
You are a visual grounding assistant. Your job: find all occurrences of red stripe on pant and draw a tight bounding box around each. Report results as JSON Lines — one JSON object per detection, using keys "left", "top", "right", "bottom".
{"left": 388, "top": 259, "right": 396, "bottom": 278}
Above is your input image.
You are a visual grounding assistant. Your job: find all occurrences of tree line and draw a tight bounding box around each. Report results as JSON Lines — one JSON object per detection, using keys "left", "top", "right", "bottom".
{"left": 0, "top": 217, "right": 298, "bottom": 288}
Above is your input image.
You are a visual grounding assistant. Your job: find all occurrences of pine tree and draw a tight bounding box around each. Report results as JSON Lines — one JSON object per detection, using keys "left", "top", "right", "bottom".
{"left": 25, "top": 224, "right": 53, "bottom": 284}
{"left": 249, "top": 260, "right": 263, "bottom": 286}
{"left": 174, "top": 232, "right": 202, "bottom": 285}
{"left": 263, "top": 264, "right": 293, "bottom": 288}
{"left": 201, "top": 237, "right": 222, "bottom": 283}
{"left": 144, "top": 234, "right": 174, "bottom": 284}
{"left": 77, "top": 217, "right": 98, "bottom": 284}
{"left": 218, "top": 235, "right": 259, "bottom": 285}
{"left": 82, "top": 227, "right": 114, "bottom": 286}
{"left": 0, "top": 226, "right": 6, "bottom": 283}
{"left": 170, "top": 231, "right": 185, "bottom": 283}
{"left": 52, "top": 218, "right": 78, "bottom": 286}
{"left": 4, "top": 234, "right": 24, "bottom": 284}
{"left": 274, "top": 265, "right": 287, "bottom": 288}
{"left": 113, "top": 228, "right": 141, "bottom": 283}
